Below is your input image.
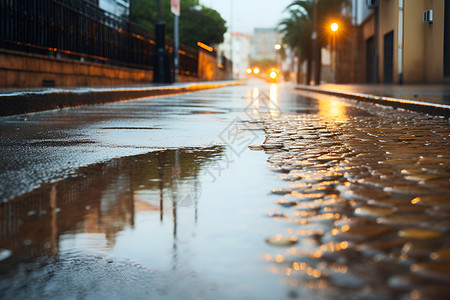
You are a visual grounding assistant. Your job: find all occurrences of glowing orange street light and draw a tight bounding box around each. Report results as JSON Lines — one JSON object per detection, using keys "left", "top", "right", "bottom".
{"left": 331, "top": 23, "right": 338, "bottom": 32}
{"left": 247, "top": 68, "right": 252, "bottom": 74}
{"left": 330, "top": 22, "right": 339, "bottom": 82}
{"left": 253, "top": 67, "right": 260, "bottom": 74}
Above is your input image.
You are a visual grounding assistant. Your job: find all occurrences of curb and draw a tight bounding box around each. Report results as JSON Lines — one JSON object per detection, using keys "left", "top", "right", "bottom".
{"left": 295, "top": 85, "right": 450, "bottom": 118}
{"left": 0, "top": 81, "right": 245, "bottom": 116}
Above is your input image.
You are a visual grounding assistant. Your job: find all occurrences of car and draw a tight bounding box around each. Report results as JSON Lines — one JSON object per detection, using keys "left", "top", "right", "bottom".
{"left": 267, "top": 68, "right": 280, "bottom": 82}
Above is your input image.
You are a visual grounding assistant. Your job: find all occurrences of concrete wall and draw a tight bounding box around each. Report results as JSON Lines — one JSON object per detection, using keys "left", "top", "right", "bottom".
{"left": 403, "top": 0, "right": 447, "bottom": 83}
{"left": 197, "top": 49, "right": 230, "bottom": 81}
{"left": 0, "top": 48, "right": 227, "bottom": 89}
{"left": 378, "top": 0, "right": 398, "bottom": 83}
{"left": 403, "top": 1, "right": 426, "bottom": 82}
{"left": 336, "top": 25, "right": 365, "bottom": 84}
{"left": 422, "top": 0, "right": 446, "bottom": 83}
{"left": 0, "top": 49, "right": 156, "bottom": 88}
{"left": 371, "top": 0, "right": 449, "bottom": 84}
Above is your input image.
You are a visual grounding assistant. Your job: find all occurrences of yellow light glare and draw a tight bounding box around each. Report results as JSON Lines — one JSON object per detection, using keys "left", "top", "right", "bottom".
{"left": 247, "top": 68, "right": 252, "bottom": 74}
{"left": 197, "top": 41, "right": 213, "bottom": 52}
{"left": 274, "top": 44, "right": 281, "bottom": 50}
{"left": 270, "top": 71, "right": 277, "bottom": 79}
{"left": 253, "top": 67, "right": 260, "bottom": 74}
{"left": 331, "top": 23, "right": 339, "bottom": 32}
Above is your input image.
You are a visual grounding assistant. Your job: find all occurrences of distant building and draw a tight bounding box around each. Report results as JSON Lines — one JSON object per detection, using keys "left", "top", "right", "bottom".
{"left": 99, "top": 0, "right": 130, "bottom": 19}
{"left": 351, "top": 0, "right": 371, "bottom": 25}
{"left": 350, "top": 0, "right": 450, "bottom": 84}
{"left": 218, "top": 31, "right": 251, "bottom": 79}
{"left": 249, "top": 28, "right": 282, "bottom": 62}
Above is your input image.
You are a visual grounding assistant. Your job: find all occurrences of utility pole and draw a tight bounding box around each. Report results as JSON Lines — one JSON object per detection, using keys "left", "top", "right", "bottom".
{"left": 398, "top": 0, "right": 404, "bottom": 84}
{"left": 312, "top": 0, "right": 319, "bottom": 85}
{"left": 153, "top": 0, "right": 171, "bottom": 83}
{"left": 229, "top": 0, "right": 234, "bottom": 80}
{"left": 171, "top": 0, "right": 180, "bottom": 82}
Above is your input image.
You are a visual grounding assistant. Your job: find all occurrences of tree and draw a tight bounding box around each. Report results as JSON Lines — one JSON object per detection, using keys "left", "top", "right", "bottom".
{"left": 280, "top": 0, "right": 351, "bottom": 84}
{"left": 278, "top": 6, "right": 312, "bottom": 84}
{"left": 131, "top": 0, "right": 227, "bottom": 48}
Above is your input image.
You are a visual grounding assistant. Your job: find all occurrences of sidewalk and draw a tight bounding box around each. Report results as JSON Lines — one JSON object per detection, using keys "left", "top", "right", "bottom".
{"left": 0, "top": 81, "right": 245, "bottom": 116}
{"left": 296, "top": 83, "right": 450, "bottom": 117}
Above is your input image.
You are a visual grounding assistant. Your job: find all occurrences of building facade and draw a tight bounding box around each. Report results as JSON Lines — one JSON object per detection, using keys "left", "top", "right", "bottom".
{"left": 218, "top": 31, "right": 251, "bottom": 80}
{"left": 355, "top": 0, "right": 450, "bottom": 84}
{"left": 249, "top": 28, "right": 282, "bottom": 62}
{"left": 99, "top": 0, "right": 130, "bottom": 19}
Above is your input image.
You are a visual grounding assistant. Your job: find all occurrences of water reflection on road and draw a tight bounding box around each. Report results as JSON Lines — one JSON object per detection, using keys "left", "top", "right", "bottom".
{"left": 0, "top": 146, "right": 224, "bottom": 267}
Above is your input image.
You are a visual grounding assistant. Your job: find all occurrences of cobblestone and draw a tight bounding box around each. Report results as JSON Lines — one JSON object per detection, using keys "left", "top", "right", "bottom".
{"left": 249, "top": 100, "right": 450, "bottom": 299}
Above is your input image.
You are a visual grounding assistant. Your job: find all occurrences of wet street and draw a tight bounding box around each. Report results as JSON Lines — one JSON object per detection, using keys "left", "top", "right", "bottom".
{"left": 1, "top": 81, "right": 450, "bottom": 300}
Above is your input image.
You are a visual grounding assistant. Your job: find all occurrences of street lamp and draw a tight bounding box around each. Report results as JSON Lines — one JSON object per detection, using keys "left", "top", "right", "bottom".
{"left": 274, "top": 44, "right": 281, "bottom": 69}
{"left": 331, "top": 23, "right": 338, "bottom": 32}
{"left": 330, "top": 22, "right": 339, "bottom": 83}
{"left": 153, "top": 0, "right": 171, "bottom": 83}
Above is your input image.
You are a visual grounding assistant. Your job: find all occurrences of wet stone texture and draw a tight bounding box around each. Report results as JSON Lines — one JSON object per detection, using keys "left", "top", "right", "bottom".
{"left": 249, "top": 103, "right": 450, "bottom": 299}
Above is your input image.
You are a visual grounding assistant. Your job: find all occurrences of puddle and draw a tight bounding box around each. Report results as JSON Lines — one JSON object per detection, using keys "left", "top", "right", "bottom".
{"left": 0, "top": 146, "right": 224, "bottom": 267}
{"left": 0, "top": 141, "right": 287, "bottom": 299}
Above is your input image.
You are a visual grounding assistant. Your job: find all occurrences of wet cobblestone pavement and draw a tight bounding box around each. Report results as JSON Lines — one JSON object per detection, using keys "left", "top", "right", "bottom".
{"left": 1, "top": 83, "right": 450, "bottom": 299}
{"left": 248, "top": 96, "right": 450, "bottom": 300}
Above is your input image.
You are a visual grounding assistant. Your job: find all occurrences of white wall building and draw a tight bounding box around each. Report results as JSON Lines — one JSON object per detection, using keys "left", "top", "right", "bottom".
{"left": 218, "top": 30, "right": 251, "bottom": 80}
{"left": 249, "top": 28, "right": 282, "bottom": 62}
{"left": 352, "top": 0, "right": 372, "bottom": 25}
{"left": 99, "top": 0, "right": 130, "bottom": 19}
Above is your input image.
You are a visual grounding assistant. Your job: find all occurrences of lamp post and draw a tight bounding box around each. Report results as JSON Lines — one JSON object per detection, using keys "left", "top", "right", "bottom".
{"left": 171, "top": 0, "right": 180, "bottom": 82}
{"left": 274, "top": 44, "right": 281, "bottom": 69}
{"left": 312, "top": 0, "right": 319, "bottom": 85}
{"left": 229, "top": 0, "right": 234, "bottom": 80}
{"left": 330, "top": 22, "right": 338, "bottom": 83}
{"left": 153, "top": 0, "right": 171, "bottom": 83}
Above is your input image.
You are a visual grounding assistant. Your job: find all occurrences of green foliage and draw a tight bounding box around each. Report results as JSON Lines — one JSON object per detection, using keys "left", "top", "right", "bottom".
{"left": 131, "top": 0, "right": 227, "bottom": 47}
{"left": 278, "top": 0, "right": 351, "bottom": 83}
{"left": 278, "top": 6, "right": 312, "bottom": 61}
{"left": 285, "top": 0, "right": 351, "bottom": 48}
{"left": 179, "top": 6, "right": 227, "bottom": 46}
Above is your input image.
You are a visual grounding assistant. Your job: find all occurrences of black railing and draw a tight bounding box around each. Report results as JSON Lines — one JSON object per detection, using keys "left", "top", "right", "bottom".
{"left": 0, "top": 0, "right": 198, "bottom": 76}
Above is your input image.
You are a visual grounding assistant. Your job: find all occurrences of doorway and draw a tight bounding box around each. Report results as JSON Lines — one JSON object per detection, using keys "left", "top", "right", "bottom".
{"left": 366, "top": 36, "right": 374, "bottom": 83}
{"left": 383, "top": 31, "right": 394, "bottom": 83}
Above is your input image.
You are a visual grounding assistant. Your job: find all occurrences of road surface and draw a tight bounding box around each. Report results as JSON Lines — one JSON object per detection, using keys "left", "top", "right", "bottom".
{"left": 1, "top": 81, "right": 449, "bottom": 299}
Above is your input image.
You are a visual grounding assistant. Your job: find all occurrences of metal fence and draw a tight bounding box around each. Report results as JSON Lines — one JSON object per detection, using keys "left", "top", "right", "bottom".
{"left": 0, "top": 0, "right": 198, "bottom": 76}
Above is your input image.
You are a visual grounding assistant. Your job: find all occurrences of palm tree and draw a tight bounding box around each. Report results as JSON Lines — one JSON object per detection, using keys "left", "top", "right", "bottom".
{"left": 280, "top": 0, "right": 351, "bottom": 84}
{"left": 279, "top": 7, "right": 313, "bottom": 84}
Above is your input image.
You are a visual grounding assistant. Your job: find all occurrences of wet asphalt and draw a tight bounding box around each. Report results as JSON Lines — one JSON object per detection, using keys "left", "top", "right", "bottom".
{"left": 0, "top": 81, "right": 449, "bottom": 299}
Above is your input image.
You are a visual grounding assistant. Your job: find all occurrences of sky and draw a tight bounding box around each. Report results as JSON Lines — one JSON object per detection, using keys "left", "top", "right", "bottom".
{"left": 199, "top": 0, "right": 294, "bottom": 34}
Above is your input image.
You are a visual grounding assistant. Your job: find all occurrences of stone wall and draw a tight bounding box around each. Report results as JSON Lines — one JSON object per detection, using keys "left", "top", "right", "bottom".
{"left": 198, "top": 49, "right": 230, "bottom": 81}
{"left": 0, "top": 48, "right": 228, "bottom": 88}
